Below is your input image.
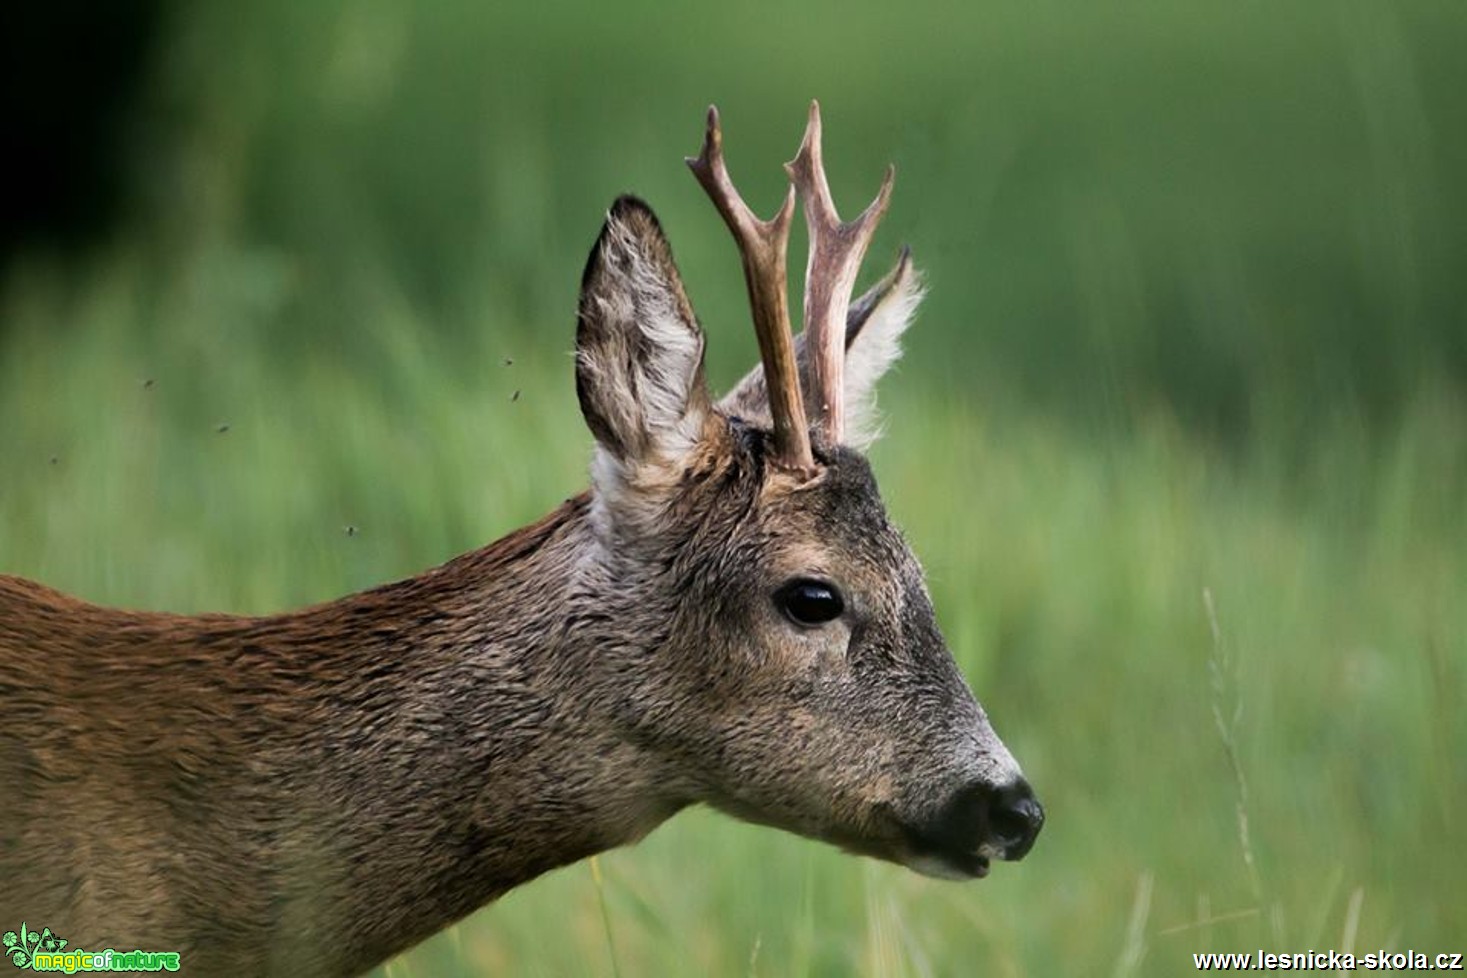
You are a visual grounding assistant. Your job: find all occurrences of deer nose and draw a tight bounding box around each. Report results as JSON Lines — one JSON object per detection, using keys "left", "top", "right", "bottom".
{"left": 926, "top": 776, "right": 1044, "bottom": 863}
{"left": 986, "top": 777, "right": 1044, "bottom": 861}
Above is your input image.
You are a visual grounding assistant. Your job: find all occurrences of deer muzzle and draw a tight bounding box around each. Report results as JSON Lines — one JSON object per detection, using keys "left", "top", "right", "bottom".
{"left": 904, "top": 776, "right": 1045, "bottom": 879}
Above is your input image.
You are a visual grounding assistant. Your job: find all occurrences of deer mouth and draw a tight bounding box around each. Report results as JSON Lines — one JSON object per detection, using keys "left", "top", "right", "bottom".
{"left": 900, "top": 833, "right": 994, "bottom": 881}
{"left": 839, "top": 808, "right": 996, "bottom": 880}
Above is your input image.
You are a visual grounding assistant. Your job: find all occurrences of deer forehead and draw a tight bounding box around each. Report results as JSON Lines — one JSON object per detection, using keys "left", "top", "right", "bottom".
{"left": 756, "top": 455, "right": 900, "bottom": 553}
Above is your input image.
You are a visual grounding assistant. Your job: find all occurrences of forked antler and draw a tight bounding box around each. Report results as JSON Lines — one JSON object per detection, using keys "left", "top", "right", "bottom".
{"left": 786, "top": 101, "right": 894, "bottom": 444}
{"left": 687, "top": 106, "right": 816, "bottom": 473}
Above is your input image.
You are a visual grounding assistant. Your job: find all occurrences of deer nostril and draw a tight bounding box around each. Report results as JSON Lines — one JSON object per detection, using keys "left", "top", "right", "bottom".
{"left": 987, "top": 778, "right": 1043, "bottom": 861}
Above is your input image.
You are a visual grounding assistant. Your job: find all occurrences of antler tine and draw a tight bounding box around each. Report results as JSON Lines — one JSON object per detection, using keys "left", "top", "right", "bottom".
{"left": 785, "top": 100, "right": 895, "bottom": 444}
{"left": 687, "top": 106, "right": 815, "bottom": 474}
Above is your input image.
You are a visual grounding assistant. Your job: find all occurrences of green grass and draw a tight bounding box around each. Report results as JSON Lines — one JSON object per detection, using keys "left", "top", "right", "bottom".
{"left": 2, "top": 1, "right": 1464, "bottom": 974}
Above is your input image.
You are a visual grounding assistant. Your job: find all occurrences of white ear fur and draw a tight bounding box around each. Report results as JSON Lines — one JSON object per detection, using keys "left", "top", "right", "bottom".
{"left": 839, "top": 256, "right": 923, "bottom": 450}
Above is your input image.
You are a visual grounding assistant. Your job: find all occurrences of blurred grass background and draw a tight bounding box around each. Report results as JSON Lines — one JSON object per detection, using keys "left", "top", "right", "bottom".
{"left": 2, "top": 1, "right": 1464, "bottom": 975}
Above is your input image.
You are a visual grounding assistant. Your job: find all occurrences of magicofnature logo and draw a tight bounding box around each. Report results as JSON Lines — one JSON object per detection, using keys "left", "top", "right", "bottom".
{"left": 4, "top": 924, "right": 180, "bottom": 973}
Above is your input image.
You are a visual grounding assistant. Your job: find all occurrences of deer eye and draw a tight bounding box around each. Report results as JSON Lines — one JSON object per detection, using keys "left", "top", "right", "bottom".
{"left": 777, "top": 579, "right": 845, "bottom": 628}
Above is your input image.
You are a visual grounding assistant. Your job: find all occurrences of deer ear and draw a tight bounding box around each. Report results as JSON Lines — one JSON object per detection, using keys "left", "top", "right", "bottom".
{"left": 837, "top": 247, "right": 923, "bottom": 449}
{"left": 576, "top": 196, "right": 712, "bottom": 477}
{"left": 719, "top": 248, "right": 922, "bottom": 451}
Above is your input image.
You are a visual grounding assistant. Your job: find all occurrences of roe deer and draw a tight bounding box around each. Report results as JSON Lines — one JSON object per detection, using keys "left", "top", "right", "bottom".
{"left": 0, "top": 103, "right": 1042, "bottom": 977}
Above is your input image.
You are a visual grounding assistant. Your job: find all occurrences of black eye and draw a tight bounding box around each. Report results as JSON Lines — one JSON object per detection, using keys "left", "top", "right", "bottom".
{"left": 777, "top": 579, "right": 845, "bottom": 628}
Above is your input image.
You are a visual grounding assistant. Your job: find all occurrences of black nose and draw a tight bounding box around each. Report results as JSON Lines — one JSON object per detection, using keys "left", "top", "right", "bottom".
{"left": 924, "top": 776, "right": 1044, "bottom": 863}
{"left": 986, "top": 777, "right": 1044, "bottom": 861}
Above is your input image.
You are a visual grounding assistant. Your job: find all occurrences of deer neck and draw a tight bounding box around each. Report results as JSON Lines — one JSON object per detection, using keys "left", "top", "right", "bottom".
{"left": 254, "top": 491, "right": 689, "bottom": 972}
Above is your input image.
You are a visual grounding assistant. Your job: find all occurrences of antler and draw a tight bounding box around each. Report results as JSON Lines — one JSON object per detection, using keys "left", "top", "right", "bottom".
{"left": 786, "top": 100, "right": 894, "bottom": 444}
{"left": 687, "top": 106, "right": 815, "bottom": 474}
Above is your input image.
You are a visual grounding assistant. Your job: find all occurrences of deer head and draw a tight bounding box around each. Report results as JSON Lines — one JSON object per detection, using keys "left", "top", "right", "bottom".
{"left": 573, "top": 103, "right": 1042, "bottom": 879}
